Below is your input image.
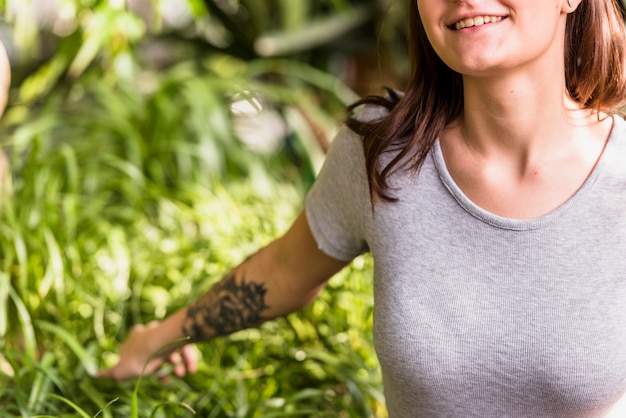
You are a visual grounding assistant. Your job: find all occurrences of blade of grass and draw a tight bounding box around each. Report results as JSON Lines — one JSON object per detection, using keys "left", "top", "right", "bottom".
{"left": 48, "top": 393, "right": 92, "bottom": 418}
{"left": 42, "top": 228, "right": 65, "bottom": 306}
{"left": 149, "top": 401, "right": 196, "bottom": 417}
{"left": 131, "top": 336, "right": 191, "bottom": 418}
{"left": 77, "top": 380, "right": 115, "bottom": 418}
{"left": 36, "top": 320, "right": 97, "bottom": 376}
{"left": 93, "top": 396, "right": 119, "bottom": 418}
{"left": 0, "top": 272, "right": 9, "bottom": 341}
{"left": 27, "top": 351, "right": 56, "bottom": 412}
{"left": 7, "top": 284, "right": 36, "bottom": 359}
{"left": 12, "top": 231, "right": 29, "bottom": 305}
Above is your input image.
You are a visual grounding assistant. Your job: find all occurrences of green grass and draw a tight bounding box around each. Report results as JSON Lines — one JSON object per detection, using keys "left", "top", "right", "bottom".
{"left": 0, "top": 57, "right": 384, "bottom": 417}
{"left": 0, "top": 169, "right": 383, "bottom": 418}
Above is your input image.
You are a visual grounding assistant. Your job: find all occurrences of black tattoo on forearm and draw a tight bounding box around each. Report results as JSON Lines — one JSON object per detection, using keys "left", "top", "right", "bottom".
{"left": 182, "top": 274, "right": 269, "bottom": 341}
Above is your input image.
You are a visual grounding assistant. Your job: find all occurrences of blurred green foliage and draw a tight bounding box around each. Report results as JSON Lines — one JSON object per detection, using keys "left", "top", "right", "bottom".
{"left": 0, "top": 0, "right": 404, "bottom": 416}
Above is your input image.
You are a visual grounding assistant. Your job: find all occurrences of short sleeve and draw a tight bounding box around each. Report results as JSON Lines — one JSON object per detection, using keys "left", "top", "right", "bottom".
{"left": 305, "top": 125, "right": 371, "bottom": 261}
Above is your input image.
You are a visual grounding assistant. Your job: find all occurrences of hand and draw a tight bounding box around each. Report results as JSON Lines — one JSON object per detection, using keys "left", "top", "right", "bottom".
{"left": 97, "top": 321, "right": 198, "bottom": 381}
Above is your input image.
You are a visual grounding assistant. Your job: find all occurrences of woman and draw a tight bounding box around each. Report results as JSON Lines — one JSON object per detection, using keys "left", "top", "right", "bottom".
{"left": 100, "top": 0, "right": 626, "bottom": 416}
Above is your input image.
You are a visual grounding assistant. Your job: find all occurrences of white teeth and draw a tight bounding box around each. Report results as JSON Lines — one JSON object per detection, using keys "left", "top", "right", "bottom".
{"left": 454, "top": 15, "right": 502, "bottom": 30}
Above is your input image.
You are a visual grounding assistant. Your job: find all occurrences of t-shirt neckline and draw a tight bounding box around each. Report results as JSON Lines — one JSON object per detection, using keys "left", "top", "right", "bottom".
{"left": 432, "top": 117, "right": 621, "bottom": 231}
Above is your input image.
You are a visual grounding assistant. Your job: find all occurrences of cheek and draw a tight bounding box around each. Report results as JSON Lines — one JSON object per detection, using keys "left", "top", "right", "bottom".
{"left": 415, "top": 13, "right": 441, "bottom": 54}
{"left": 416, "top": 0, "right": 440, "bottom": 37}
{"left": 417, "top": 23, "right": 453, "bottom": 69}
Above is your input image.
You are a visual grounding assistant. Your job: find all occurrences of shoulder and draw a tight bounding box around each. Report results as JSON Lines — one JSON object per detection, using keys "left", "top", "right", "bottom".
{"left": 611, "top": 115, "right": 626, "bottom": 139}
{"left": 324, "top": 125, "right": 366, "bottom": 173}
{"left": 606, "top": 115, "right": 626, "bottom": 156}
{"left": 350, "top": 101, "right": 392, "bottom": 123}
{"left": 347, "top": 89, "right": 403, "bottom": 124}
{"left": 595, "top": 115, "right": 626, "bottom": 183}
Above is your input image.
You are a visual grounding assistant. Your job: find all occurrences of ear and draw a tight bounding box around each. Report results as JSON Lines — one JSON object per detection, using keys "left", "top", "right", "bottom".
{"left": 562, "top": 0, "right": 579, "bottom": 13}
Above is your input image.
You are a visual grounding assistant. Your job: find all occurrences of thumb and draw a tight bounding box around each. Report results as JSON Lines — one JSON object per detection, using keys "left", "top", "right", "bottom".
{"left": 95, "top": 364, "right": 124, "bottom": 380}
{"left": 95, "top": 359, "right": 144, "bottom": 381}
{"left": 95, "top": 369, "right": 115, "bottom": 380}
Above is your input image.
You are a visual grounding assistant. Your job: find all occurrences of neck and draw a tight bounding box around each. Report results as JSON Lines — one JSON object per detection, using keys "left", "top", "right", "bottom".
{"left": 463, "top": 72, "right": 572, "bottom": 146}
{"left": 439, "top": 74, "right": 613, "bottom": 219}
{"left": 442, "top": 60, "right": 613, "bottom": 181}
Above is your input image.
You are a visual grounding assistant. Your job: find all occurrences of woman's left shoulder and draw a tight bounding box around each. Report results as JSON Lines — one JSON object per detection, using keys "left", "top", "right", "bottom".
{"left": 605, "top": 115, "right": 626, "bottom": 150}
{"left": 598, "top": 115, "right": 626, "bottom": 180}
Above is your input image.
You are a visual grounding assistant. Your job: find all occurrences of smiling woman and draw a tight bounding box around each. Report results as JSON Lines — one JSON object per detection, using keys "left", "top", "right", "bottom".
{"left": 101, "top": 0, "right": 626, "bottom": 417}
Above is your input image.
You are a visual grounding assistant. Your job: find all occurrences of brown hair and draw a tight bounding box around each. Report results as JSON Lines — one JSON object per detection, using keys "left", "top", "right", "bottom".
{"left": 346, "top": 0, "right": 626, "bottom": 202}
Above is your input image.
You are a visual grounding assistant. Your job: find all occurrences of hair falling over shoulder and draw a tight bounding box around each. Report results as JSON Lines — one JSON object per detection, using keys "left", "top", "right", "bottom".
{"left": 566, "top": 0, "right": 626, "bottom": 110}
{"left": 346, "top": 0, "right": 626, "bottom": 203}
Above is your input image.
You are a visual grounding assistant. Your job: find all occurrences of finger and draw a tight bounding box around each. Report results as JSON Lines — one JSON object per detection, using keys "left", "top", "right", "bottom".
{"left": 168, "top": 351, "right": 187, "bottom": 377}
{"left": 96, "top": 359, "right": 145, "bottom": 381}
{"left": 180, "top": 345, "right": 198, "bottom": 374}
{"left": 95, "top": 367, "right": 113, "bottom": 379}
{"left": 96, "top": 366, "right": 124, "bottom": 380}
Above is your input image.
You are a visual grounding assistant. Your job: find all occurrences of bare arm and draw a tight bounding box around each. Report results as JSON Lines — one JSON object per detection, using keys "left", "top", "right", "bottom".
{"left": 98, "top": 210, "right": 349, "bottom": 380}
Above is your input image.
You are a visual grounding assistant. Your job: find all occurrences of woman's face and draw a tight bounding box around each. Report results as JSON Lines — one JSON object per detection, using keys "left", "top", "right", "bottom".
{"left": 416, "top": 0, "right": 570, "bottom": 77}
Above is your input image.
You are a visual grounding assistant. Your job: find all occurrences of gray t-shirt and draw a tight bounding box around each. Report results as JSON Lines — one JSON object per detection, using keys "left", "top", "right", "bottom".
{"left": 305, "top": 112, "right": 626, "bottom": 417}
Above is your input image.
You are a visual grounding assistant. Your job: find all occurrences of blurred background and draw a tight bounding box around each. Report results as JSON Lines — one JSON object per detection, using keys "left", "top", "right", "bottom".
{"left": 2, "top": 0, "right": 409, "bottom": 179}
{"left": 0, "top": 1, "right": 410, "bottom": 417}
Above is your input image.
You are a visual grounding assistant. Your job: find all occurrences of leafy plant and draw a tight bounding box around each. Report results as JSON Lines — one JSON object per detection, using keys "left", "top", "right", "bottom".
{"left": 0, "top": 1, "right": 387, "bottom": 416}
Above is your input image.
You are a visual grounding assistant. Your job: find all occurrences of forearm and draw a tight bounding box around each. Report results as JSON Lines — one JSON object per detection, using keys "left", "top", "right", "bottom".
{"left": 181, "top": 261, "right": 272, "bottom": 342}
{"left": 131, "top": 262, "right": 278, "bottom": 360}
{"left": 142, "top": 248, "right": 324, "bottom": 358}
{"left": 180, "top": 244, "right": 323, "bottom": 343}
{"left": 176, "top": 211, "right": 348, "bottom": 344}
{"left": 99, "top": 211, "right": 347, "bottom": 380}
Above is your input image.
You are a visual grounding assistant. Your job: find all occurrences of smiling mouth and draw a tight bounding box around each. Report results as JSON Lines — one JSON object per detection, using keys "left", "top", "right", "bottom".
{"left": 451, "top": 15, "right": 504, "bottom": 30}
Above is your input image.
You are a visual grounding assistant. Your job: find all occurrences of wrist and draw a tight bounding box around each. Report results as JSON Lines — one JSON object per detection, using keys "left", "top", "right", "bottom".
{"left": 146, "top": 310, "right": 189, "bottom": 358}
